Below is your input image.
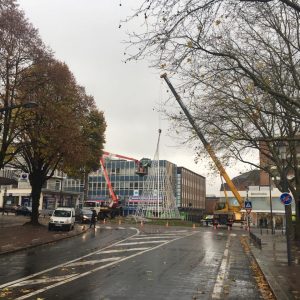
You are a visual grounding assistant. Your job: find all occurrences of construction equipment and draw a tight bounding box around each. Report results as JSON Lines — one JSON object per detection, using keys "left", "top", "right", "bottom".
{"left": 160, "top": 73, "right": 243, "bottom": 225}
{"left": 83, "top": 151, "right": 151, "bottom": 220}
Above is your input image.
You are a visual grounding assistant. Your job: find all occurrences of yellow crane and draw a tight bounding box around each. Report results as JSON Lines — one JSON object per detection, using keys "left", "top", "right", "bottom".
{"left": 160, "top": 73, "right": 243, "bottom": 224}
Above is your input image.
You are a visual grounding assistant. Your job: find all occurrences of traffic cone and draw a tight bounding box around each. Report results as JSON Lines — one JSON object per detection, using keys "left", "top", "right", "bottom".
{"left": 103, "top": 219, "right": 106, "bottom": 224}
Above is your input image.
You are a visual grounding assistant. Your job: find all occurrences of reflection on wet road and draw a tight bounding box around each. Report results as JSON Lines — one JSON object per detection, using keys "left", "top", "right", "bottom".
{"left": 0, "top": 226, "right": 262, "bottom": 299}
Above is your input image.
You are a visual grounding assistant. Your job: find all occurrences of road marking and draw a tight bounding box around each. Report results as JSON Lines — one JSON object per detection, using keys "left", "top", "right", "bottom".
{"left": 137, "top": 233, "right": 187, "bottom": 237}
{"left": 0, "top": 228, "right": 140, "bottom": 290}
{"left": 12, "top": 231, "right": 198, "bottom": 300}
{"left": 166, "top": 230, "right": 188, "bottom": 233}
{"left": 97, "top": 247, "right": 150, "bottom": 254}
{"left": 11, "top": 274, "right": 79, "bottom": 287}
{"left": 211, "top": 235, "right": 231, "bottom": 299}
{"left": 67, "top": 257, "right": 123, "bottom": 267}
{"left": 130, "top": 236, "right": 175, "bottom": 240}
{"left": 116, "top": 240, "right": 169, "bottom": 246}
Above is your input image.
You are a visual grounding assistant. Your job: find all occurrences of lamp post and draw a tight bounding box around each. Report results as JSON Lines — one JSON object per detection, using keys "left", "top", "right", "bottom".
{"left": 268, "top": 173, "right": 274, "bottom": 234}
{"left": 279, "top": 142, "right": 293, "bottom": 266}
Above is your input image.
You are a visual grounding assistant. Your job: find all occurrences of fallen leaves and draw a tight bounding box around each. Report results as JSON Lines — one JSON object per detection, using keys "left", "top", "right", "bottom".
{"left": 240, "top": 236, "right": 275, "bottom": 300}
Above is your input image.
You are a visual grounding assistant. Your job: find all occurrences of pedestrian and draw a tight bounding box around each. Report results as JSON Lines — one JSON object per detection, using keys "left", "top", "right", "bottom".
{"left": 90, "top": 210, "right": 97, "bottom": 229}
{"left": 259, "top": 218, "right": 263, "bottom": 228}
{"left": 263, "top": 218, "right": 268, "bottom": 228}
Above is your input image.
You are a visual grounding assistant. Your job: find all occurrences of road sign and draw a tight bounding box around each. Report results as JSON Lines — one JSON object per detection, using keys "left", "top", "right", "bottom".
{"left": 246, "top": 208, "right": 252, "bottom": 214}
{"left": 280, "top": 193, "right": 292, "bottom": 206}
{"left": 244, "top": 200, "right": 252, "bottom": 209}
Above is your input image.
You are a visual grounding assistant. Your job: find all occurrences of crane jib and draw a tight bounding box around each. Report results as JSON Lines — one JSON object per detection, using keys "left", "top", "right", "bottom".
{"left": 160, "top": 73, "right": 243, "bottom": 208}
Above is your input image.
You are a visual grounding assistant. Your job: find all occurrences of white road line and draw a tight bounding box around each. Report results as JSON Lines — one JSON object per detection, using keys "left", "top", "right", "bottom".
{"left": 130, "top": 236, "right": 175, "bottom": 240}
{"left": 115, "top": 240, "right": 169, "bottom": 246}
{"left": 97, "top": 247, "right": 150, "bottom": 254}
{"left": 211, "top": 235, "right": 231, "bottom": 299}
{"left": 11, "top": 274, "right": 79, "bottom": 287}
{"left": 67, "top": 257, "right": 122, "bottom": 267}
{"left": 138, "top": 233, "right": 187, "bottom": 237}
{"left": 0, "top": 228, "right": 140, "bottom": 289}
{"left": 14, "top": 232, "right": 198, "bottom": 300}
{"left": 165, "top": 230, "right": 188, "bottom": 233}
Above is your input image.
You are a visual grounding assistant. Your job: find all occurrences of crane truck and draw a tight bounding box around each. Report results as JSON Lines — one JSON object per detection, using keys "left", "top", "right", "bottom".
{"left": 83, "top": 151, "right": 151, "bottom": 220}
{"left": 160, "top": 73, "right": 243, "bottom": 226}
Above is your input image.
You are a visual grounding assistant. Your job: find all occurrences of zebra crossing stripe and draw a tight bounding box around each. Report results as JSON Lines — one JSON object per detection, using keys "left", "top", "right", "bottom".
{"left": 11, "top": 274, "right": 79, "bottom": 287}
{"left": 97, "top": 247, "right": 149, "bottom": 254}
{"left": 116, "top": 240, "right": 169, "bottom": 246}
{"left": 67, "top": 257, "right": 123, "bottom": 267}
{"left": 130, "top": 236, "right": 177, "bottom": 240}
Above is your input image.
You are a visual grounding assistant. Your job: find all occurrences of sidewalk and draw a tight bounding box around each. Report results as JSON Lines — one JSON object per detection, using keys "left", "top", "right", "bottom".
{"left": 0, "top": 214, "right": 87, "bottom": 255}
{"left": 249, "top": 228, "right": 300, "bottom": 300}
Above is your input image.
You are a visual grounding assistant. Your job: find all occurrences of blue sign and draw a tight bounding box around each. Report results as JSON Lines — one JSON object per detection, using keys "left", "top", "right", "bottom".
{"left": 244, "top": 201, "right": 252, "bottom": 209}
{"left": 280, "top": 193, "right": 292, "bottom": 206}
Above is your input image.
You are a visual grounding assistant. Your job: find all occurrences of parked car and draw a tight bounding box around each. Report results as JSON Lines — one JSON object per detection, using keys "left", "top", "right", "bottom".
{"left": 48, "top": 207, "right": 75, "bottom": 231}
{"left": 75, "top": 208, "right": 93, "bottom": 224}
{"left": 15, "top": 206, "right": 32, "bottom": 216}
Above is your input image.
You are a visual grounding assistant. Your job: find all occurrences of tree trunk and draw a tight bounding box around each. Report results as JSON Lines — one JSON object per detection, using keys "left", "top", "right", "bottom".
{"left": 293, "top": 171, "right": 300, "bottom": 241}
{"left": 29, "top": 171, "right": 44, "bottom": 225}
{"left": 295, "top": 193, "right": 300, "bottom": 241}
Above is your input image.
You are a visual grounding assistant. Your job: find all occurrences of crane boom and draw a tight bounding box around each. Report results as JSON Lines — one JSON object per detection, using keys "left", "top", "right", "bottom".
{"left": 102, "top": 151, "right": 139, "bottom": 164}
{"left": 100, "top": 157, "right": 118, "bottom": 206}
{"left": 160, "top": 73, "right": 243, "bottom": 208}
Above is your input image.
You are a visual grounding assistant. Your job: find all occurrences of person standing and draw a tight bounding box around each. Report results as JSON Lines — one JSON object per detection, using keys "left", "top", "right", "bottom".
{"left": 90, "top": 210, "right": 97, "bottom": 229}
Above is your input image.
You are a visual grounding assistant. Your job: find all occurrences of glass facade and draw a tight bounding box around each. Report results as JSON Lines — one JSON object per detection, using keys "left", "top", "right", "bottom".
{"left": 87, "top": 159, "right": 176, "bottom": 200}
{"left": 64, "top": 159, "right": 205, "bottom": 215}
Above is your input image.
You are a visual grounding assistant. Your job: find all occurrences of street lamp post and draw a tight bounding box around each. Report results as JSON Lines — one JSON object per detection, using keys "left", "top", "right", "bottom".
{"left": 279, "top": 143, "right": 293, "bottom": 266}
{"left": 268, "top": 173, "right": 274, "bottom": 234}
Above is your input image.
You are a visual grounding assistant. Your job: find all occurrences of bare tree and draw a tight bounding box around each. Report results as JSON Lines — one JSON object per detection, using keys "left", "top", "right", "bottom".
{"left": 126, "top": 0, "right": 300, "bottom": 237}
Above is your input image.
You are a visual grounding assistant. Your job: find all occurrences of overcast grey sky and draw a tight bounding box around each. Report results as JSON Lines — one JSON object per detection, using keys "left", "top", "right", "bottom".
{"left": 17, "top": 0, "right": 250, "bottom": 195}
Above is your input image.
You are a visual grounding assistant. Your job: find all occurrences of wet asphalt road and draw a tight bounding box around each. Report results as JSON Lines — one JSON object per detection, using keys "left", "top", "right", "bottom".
{"left": 0, "top": 225, "right": 262, "bottom": 299}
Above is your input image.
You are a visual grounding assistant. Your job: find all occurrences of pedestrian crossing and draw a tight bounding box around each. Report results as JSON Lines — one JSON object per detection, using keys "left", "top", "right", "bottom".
{"left": 0, "top": 227, "right": 196, "bottom": 300}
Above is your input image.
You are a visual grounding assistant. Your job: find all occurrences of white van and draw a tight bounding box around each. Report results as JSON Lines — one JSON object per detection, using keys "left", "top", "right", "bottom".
{"left": 48, "top": 207, "right": 75, "bottom": 231}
